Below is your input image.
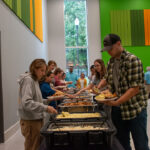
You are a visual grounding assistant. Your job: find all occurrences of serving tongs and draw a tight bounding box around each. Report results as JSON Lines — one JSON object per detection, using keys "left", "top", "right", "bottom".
{"left": 50, "top": 114, "right": 61, "bottom": 131}
{"left": 49, "top": 113, "right": 57, "bottom": 123}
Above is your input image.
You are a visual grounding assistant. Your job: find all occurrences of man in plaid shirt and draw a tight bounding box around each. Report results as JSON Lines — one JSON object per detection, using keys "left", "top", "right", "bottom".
{"left": 98, "top": 34, "right": 149, "bottom": 150}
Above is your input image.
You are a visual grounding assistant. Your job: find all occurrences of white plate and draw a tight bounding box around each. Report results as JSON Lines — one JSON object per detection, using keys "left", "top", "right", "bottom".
{"left": 55, "top": 86, "right": 67, "bottom": 89}
{"left": 95, "top": 97, "right": 118, "bottom": 102}
{"left": 47, "top": 95, "right": 64, "bottom": 100}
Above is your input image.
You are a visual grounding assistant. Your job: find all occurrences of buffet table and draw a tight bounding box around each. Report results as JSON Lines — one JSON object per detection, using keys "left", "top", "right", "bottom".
{"left": 40, "top": 89, "right": 124, "bottom": 150}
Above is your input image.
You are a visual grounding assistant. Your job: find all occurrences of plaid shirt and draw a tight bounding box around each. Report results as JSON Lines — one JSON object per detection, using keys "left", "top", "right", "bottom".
{"left": 105, "top": 50, "right": 148, "bottom": 120}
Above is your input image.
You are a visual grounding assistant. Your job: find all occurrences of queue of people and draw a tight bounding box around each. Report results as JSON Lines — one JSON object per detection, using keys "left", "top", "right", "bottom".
{"left": 17, "top": 33, "right": 150, "bottom": 150}
{"left": 17, "top": 58, "right": 90, "bottom": 150}
{"left": 18, "top": 59, "right": 57, "bottom": 150}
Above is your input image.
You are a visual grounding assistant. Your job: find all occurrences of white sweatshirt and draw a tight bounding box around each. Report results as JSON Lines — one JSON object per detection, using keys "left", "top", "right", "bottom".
{"left": 18, "top": 73, "right": 48, "bottom": 120}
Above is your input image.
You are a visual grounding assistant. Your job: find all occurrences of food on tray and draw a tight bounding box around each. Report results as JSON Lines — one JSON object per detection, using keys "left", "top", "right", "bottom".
{"left": 77, "top": 95, "right": 88, "bottom": 98}
{"left": 63, "top": 98, "right": 88, "bottom": 103}
{"left": 57, "top": 112, "right": 101, "bottom": 118}
{"left": 63, "top": 101, "right": 92, "bottom": 106}
{"left": 52, "top": 90, "right": 64, "bottom": 96}
{"left": 48, "top": 125, "right": 108, "bottom": 131}
{"left": 101, "top": 90, "right": 117, "bottom": 98}
{"left": 93, "top": 87, "right": 100, "bottom": 93}
{"left": 87, "top": 89, "right": 93, "bottom": 93}
{"left": 95, "top": 94, "right": 105, "bottom": 100}
{"left": 95, "top": 90, "right": 117, "bottom": 100}
{"left": 63, "top": 99, "right": 74, "bottom": 103}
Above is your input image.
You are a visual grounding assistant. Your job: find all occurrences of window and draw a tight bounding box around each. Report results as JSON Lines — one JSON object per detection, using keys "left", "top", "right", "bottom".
{"left": 64, "top": 0, "right": 88, "bottom": 77}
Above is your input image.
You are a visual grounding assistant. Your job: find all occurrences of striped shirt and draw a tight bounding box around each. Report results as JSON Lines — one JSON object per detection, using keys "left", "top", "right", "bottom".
{"left": 104, "top": 50, "right": 148, "bottom": 120}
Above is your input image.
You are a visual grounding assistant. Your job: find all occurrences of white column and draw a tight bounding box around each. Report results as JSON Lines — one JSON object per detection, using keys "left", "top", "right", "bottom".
{"left": 47, "top": 0, "right": 66, "bottom": 71}
{"left": 86, "top": 0, "right": 101, "bottom": 68}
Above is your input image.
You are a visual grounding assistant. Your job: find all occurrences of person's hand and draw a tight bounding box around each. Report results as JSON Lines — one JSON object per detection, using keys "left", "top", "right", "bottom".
{"left": 63, "top": 87, "right": 68, "bottom": 91}
{"left": 74, "top": 91, "right": 81, "bottom": 96}
{"left": 101, "top": 100, "right": 120, "bottom": 106}
{"left": 47, "top": 97, "right": 54, "bottom": 102}
{"left": 54, "top": 96, "right": 64, "bottom": 100}
{"left": 47, "top": 106, "right": 58, "bottom": 114}
{"left": 67, "top": 81, "right": 73, "bottom": 84}
{"left": 92, "top": 88, "right": 100, "bottom": 95}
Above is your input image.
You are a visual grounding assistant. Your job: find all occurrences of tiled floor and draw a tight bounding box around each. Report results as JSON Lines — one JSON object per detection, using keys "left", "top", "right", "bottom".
{"left": 0, "top": 101, "right": 150, "bottom": 150}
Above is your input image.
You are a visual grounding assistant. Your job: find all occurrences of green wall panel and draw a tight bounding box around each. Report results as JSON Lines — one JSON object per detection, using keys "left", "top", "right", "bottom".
{"left": 100, "top": 0, "right": 150, "bottom": 72}
{"left": 21, "top": 0, "right": 30, "bottom": 28}
{"left": 111, "top": 10, "right": 131, "bottom": 46}
{"left": 130, "top": 10, "right": 145, "bottom": 46}
{"left": 12, "top": 0, "right": 17, "bottom": 14}
{"left": 16, "top": 0, "right": 21, "bottom": 18}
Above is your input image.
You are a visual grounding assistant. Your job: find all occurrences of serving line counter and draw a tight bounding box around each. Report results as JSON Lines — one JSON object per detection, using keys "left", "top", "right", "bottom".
{"left": 40, "top": 89, "right": 124, "bottom": 150}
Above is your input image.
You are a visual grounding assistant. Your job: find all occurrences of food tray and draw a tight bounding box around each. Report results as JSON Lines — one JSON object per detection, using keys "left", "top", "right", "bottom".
{"left": 48, "top": 121, "right": 109, "bottom": 131}
{"left": 58, "top": 101, "right": 98, "bottom": 113}
{"left": 60, "top": 101, "right": 96, "bottom": 106}
{"left": 95, "top": 97, "right": 118, "bottom": 102}
{"left": 76, "top": 95, "right": 92, "bottom": 99}
{"left": 54, "top": 112, "right": 107, "bottom": 122}
{"left": 40, "top": 120, "right": 116, "bottom": 150}
{"left": 63, "top": 98, "right": 91, "bottom": 103}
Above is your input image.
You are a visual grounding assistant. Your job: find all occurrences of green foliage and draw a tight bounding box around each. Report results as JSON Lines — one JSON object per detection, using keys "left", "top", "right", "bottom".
{"left": 64, "top": 0, "right": 88, "bottom": 76}
{"left": 66, "top": 48, "right": 87, "bottom": 67}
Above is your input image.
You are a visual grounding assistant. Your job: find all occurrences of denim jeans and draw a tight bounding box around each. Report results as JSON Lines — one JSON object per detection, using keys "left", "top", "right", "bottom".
{"left": 111, "top": 107, "right": 149, "bottom": 150}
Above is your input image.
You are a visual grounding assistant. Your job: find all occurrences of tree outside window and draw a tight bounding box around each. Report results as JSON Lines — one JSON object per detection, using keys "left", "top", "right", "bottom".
{"left": 64, "top": 0, "right": 88, "bottom": 77}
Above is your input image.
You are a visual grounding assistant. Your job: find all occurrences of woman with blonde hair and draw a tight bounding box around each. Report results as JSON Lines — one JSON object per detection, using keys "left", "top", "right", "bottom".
{"left": 77, "top": 72, "right": 87, "bottom": 89}
{"left": 18, "top": 59, "right": 57, "bottom": 150}
{"left": 47, "top": 60, "right": 57, "bottom": 72}
{"left": 75, "top": 59, "right": 106, "bottom": 95}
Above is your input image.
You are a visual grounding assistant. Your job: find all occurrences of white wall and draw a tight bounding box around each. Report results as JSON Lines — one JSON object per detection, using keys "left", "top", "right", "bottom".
{"left": 87, "top": 0, "right": 101, "bottom": 67}
{"left": 47, "top": 0, "right": 66, "bottom": 71}
{"left": 0, "top": 0, "right": 48, "bottom": 131}
{"left": 47, "top": 0, "right": 101, "bottom": 72}
{"left": 0, "top": 0, "right": 101, "bottom": 132}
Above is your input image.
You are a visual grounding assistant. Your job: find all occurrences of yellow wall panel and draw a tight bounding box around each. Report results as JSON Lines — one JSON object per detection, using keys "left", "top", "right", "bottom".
{"left": 34, "top": 0, "right": 43, "bottom": 42}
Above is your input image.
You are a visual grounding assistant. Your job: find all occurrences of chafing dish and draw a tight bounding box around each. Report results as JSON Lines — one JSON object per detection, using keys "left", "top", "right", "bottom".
{"left": 58, "top": 101, "right": 97, "bottom": 113}
{"left": 40, "top": 120, "right": 116, "bottom": 150}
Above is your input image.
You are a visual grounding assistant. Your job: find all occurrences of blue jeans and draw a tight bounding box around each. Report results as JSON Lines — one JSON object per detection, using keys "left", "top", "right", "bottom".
{"left": 111, "top": 107, "right": 149, "bottom": 150}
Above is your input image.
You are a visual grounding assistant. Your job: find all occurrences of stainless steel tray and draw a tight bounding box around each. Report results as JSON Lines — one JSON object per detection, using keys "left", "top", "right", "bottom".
{"left": 40, "top": 120, "right": 116, "bottom": 148}
{"left": 59, "top": 100, "right": 97, "bottom": 107}
{"left": 54, "top": 112, "right": 107, "bottom": 122}
{"left": 63, "top": 98, "right": 91, "bottom": 103}
{"left": 48, "top": 121, "right": 109, "bottom": 131}
{"left": 58, "top": 102, "right": 97, "bottom": 113}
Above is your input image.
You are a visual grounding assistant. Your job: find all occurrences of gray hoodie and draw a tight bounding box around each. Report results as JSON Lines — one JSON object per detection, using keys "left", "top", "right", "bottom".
{"left": 18, "top": 73, "right": 48, "bottom": 120}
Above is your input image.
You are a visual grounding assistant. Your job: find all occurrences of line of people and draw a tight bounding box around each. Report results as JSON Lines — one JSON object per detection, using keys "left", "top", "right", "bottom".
{"left": 17, "top": 59, "right": 89, "bottom": 150}
{"left": 18, "top": 33, "right": 150, "bottom": 150}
